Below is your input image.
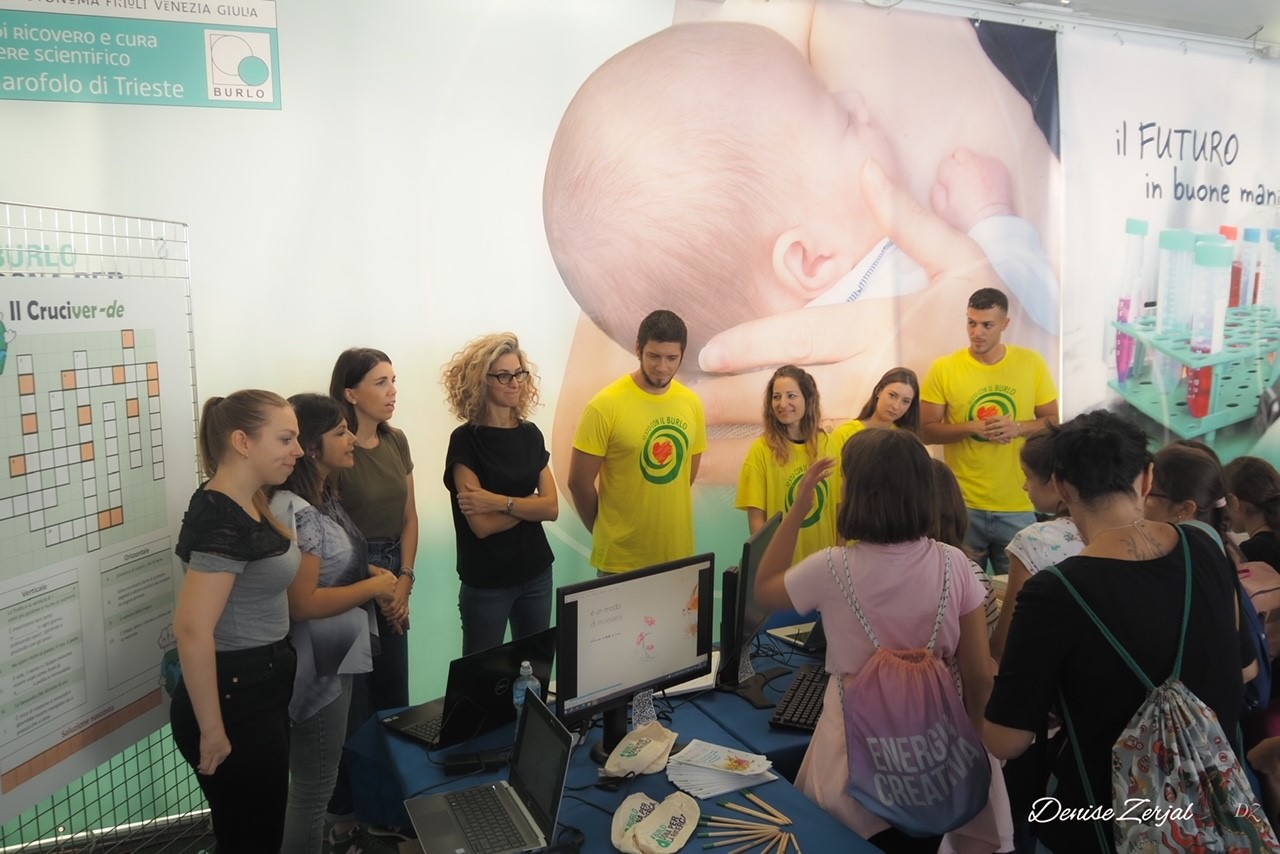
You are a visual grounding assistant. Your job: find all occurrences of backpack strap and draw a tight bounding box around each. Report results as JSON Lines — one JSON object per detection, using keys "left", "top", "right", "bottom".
{"left": 1044, "top": 525, "right": 1193, "bottom": 687}
{"left": 1180, "top": 518, "right": 1224, "bottom": 552}
{"left": 1054, "top": 686, "right": 1110, "bottom": 853}
{"left": 827, "top": 544, "right": 952, "bottom": 651}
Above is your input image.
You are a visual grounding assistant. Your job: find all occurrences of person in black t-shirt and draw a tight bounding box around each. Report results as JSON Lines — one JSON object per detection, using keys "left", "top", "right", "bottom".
{"left": 442, "top": 333, "right": 559, "bottom": 656}
{"left": 984, "top": 411, "right": 1254, "bottom": 854}
{"left": 1225, "top": 455, "right": 1280, "bottom": 572}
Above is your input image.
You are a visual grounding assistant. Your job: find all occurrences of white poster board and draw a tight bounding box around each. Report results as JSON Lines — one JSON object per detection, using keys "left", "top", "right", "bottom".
{"left": 0, "top": 202, "right": 197, "bottom": 825}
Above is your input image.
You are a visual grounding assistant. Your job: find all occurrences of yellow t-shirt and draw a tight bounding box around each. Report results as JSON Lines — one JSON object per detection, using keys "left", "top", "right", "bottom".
{"left": 921, "top": 345, "right": 1057, "bottom": 512}
{"left": 736, "top": 432, "right": 840, "bottom": 564}
{"left": 830, "top": 419, "right": 869, "bottom": 457}
{"left": 572, "top": 375, "right": 708, "bottom": 573}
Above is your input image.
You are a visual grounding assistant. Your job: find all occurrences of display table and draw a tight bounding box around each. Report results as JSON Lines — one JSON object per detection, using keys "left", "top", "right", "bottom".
{"left": 690, "top": 640, "right": 825, "bottom": 780}
{"left": 345, "top": 697, "right": 878, "bottom": 853}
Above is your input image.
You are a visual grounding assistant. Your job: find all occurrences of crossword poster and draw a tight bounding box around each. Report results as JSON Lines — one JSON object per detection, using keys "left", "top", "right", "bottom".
{"left": 0, "top": 207, "right": 198, "bottom": 824}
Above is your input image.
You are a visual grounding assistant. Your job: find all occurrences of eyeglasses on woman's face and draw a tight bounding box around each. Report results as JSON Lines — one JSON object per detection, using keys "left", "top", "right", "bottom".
{"left": 487, "top": 369, "right": 530, "bottom": 386}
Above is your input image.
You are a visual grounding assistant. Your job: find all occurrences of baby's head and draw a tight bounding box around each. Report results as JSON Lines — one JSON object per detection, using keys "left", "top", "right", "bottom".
{"left": 544, "top": 21, "right": 894, "bottom": 356}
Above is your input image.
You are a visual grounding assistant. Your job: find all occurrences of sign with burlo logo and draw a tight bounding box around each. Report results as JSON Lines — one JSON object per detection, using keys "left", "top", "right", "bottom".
{"left": 966, "top": 388, "right": 1018, "bottom": 443}
{"left": 0, "top": 0, "right": 279, "bottom": 109}
{"left": 785, "top": 467, "right": 828, "bottom": 529}
{"left": 640, "top": 417, "right": 690, "bottom": 485}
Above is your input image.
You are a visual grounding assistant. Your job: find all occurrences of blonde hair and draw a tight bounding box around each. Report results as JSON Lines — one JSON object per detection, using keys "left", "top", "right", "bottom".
{"left": 441, "top": 333, "right": 541, "bottom": 425}
{"left": 198, "top": 390, "right": 292, "bottom": 538}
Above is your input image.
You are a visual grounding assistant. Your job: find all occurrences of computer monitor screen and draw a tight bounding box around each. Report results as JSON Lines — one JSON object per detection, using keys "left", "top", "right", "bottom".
{"left": 718, "top": 512, "right": 781, "bottom": 688}
{"left": 556, "top": 553, "right": 714, "bottom": 761}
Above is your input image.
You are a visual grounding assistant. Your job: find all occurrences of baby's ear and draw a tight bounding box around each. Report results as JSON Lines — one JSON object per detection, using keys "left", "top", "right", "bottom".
{"left": 772, "top": 227, "right": 846, "bottom": 299}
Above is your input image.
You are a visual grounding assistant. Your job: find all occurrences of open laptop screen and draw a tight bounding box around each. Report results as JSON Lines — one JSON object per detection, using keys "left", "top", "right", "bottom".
{"left": 508, "top": 691, "right": 572, "bottom": 839}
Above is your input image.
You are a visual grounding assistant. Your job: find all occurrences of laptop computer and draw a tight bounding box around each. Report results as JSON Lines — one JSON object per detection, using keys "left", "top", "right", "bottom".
{"left": 406, "top": 690, "right": 573, "bottom": 854}
{"left": 766, "top": 617, "right": 827, "bottom": 654}
{"left": 380, "top": 628, "right": 556, "bottom": 750}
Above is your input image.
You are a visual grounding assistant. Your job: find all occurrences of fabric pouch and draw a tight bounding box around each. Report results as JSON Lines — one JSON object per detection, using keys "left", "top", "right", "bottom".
{"left": 611, "top": 793, "right": 660, "bottom": 854}
{"left": 604, "top": 721, "right": 677, "bottom": 777}
{"left": 631, "top": 791, "right": 700, "bottom": 854}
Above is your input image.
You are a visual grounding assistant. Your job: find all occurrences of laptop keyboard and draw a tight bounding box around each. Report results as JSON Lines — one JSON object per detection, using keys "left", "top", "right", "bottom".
{"left": 404, "top": 716, "right": 442, "bottom": 743}
{"left": 769, "top": 664, "right": 828, "bottom": 732}
{"left": 447, "top": 787, "right": 527, "bottom": 852}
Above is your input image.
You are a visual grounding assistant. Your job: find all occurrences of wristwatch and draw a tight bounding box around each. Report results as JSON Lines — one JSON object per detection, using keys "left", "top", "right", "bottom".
{"left": 506, "top": 496, "right": 515, "bottom": 515}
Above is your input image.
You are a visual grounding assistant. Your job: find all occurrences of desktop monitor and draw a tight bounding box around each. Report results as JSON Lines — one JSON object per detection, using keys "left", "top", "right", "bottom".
{"left": 556, "top": 553, "right": 715, "bottom": 763}
{"left": 716, "top": 512, "right": 790, "bottom": 707}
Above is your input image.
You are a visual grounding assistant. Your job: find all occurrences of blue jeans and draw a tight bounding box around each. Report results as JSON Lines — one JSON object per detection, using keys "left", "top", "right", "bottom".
{"left": 170, "top": 639, "right": 296, "bottom": 854}
{"left": 329, "top": 538, "right": 409, "bottom": 820}
{"left": 282, "top": 674, "right": 351, "bottom": 853}
{"left": 458, "top": 568, "right": 553, "bottom": 657}
{"left": 966, "top": 509, "right": 1036, "bottom": 576}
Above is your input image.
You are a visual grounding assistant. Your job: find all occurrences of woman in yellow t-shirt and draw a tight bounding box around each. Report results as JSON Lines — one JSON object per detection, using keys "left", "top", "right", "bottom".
{"left": 736, "top": 365, "right": 838, "bottom": 562}
{"left": 830, "top": 366, "right": 921, "bottom": 453}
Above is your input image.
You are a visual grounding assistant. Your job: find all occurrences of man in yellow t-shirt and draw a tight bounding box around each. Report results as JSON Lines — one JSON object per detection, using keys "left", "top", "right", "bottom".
{"left": 568, "top": 310, "right": 708, "bottom": 573}
{"left": 921, "top": 288, "right": 1058, "bottom": 574}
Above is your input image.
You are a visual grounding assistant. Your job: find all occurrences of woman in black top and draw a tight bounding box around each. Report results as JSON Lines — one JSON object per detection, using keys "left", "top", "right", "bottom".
{"left": 983, "top": 411, "right": 1252, "bottom": 853}
{"left": 170, "top": 390, "right": 304, "bottom": 853}
{"left": 1226, "top": 455, "right": 1280, "bottom": 571}
{"left": 442, "top": 333, "right": 559, "bottom": 655}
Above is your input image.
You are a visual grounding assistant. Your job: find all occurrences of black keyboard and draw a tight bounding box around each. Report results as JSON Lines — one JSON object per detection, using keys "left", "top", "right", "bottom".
{"left": 769, "top": 664, "right": 828, "bottom": 732}
{"left": 404, "top": 716, "right": 442, "bottom": 743}
{"left": 447, "top": 786, "right": 527, "bottom": 852}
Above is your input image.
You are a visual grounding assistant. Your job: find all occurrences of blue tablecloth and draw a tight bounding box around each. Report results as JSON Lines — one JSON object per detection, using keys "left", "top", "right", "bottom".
{"left": 345, "top": 694, "right": 877, "bottom": 852}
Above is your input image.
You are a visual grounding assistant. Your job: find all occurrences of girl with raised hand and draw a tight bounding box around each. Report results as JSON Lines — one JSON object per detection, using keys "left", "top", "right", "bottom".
{"left": 755, "top": 429, "right": 1000, "bottom": 852}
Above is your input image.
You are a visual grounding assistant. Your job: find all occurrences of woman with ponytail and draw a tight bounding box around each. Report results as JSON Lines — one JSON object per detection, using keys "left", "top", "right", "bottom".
{"left": 1225, "top": 455, "right": 1280, "bottom": 571}
{"left": 170, "top": 390, "right": 304, "bottom": 853}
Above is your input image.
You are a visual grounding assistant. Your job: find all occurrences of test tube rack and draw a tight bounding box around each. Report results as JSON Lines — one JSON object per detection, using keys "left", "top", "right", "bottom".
{"left": 1108, "top": 306, "right": 1280, "bottom": 440}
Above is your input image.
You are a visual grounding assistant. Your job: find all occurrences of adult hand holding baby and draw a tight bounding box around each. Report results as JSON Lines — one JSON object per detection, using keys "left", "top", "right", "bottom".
{"left": 692, "top": 158, "right": 1005, "bottom": 478}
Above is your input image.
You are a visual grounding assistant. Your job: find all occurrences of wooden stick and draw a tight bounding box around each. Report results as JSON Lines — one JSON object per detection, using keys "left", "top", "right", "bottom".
{"left": 788, "top": 832, "right": 803, "bottom": 854}
{"left": 703, "top": 829, "right": 777, "bottom": 849}
{"left": 699, "top": 829, "right": 775, "bottom": 839}
{"left": 700, "top": 816, "right": 773, "bottom": 830}
{"left": 727, "top": 834, "right": 780, "bottom": 854}
{"left": 776, "top": 831, "right": 788, "bottom": 854}
{"left": 742, "top": 790, "right": 791, "bottom": 825}
{"left": 717, "top": 800, "right": 786, "bottom": 825}
{"left": 758, "top": 833, "right": 784, "bottom": 854}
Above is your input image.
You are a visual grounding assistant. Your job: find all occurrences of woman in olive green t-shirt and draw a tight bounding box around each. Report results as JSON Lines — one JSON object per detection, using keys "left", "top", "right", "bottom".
{"left": 326, "top": 347, "right": 418, "bottom": 841}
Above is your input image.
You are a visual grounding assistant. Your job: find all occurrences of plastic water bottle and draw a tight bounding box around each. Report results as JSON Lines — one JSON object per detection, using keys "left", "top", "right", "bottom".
{"left": 512, "top": 660, "right": 540, "bottom": 716}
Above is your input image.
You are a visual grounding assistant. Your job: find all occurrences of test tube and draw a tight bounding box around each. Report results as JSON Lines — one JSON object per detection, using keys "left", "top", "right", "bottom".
{"left": 1114, "top": 218, "right": 1148, "bottom": 386}
{"left": 1186, "top": 242, "right": 1232, "bottom": 419}
{"left": 1259, "top": 229, "right": 1280, "bottom": 311}
{"left": 1220, "top": 225, "right": 1242, "bottom": 307}
{"left": 1153, "top": 229, "right": 1195, "bottom": 395}
{"left": 1242, "top": 228, "right": 1263, "bottom": 305}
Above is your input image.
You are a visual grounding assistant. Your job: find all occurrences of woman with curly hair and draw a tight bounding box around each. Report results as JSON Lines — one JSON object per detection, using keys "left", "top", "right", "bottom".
{"left": 442, "top": 333, "right": 559, "bottom": 655}
{"left": 736, "top": 365, "right": 838, "bottom": 563}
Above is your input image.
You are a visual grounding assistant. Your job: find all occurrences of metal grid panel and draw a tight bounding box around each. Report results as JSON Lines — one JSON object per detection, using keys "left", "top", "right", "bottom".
{"left": 0, "top": 202, "right": 206, "bottom": 852}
